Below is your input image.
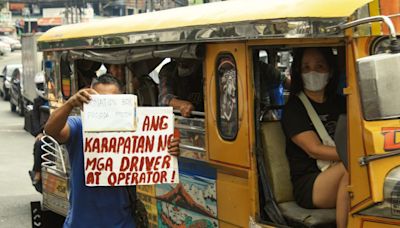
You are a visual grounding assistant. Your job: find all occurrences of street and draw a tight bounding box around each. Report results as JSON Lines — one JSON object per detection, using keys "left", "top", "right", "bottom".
{"left": 0, "top": 51, "right": 41, "bottom": 228}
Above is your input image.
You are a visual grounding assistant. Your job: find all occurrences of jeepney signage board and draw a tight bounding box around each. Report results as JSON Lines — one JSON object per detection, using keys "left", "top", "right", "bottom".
{"left": 82, "top": 97, "right": 178, "bottom": 186}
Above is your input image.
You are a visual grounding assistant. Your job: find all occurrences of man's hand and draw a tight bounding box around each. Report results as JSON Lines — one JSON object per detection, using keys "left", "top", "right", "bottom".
{"left": 35, "top": 133, "right": 44, "bottom": 141}
{"left": 179, "top": 101, "right": 194, "bottom": 118}
{"left": 168, "top": 137, "right": 180, "bottom": 157}
{"left": 66, "top": 88, "right": 98, "bottom": 109}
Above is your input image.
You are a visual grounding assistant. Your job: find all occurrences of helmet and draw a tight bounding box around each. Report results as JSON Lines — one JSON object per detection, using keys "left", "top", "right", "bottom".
{"left": 34, "top": 71, "right": 46, "bottom": 99}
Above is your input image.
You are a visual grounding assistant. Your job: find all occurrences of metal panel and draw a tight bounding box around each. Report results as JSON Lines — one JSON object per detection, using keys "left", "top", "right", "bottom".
{"left": 357, "top": 53, "right": 400, "bottom": 120}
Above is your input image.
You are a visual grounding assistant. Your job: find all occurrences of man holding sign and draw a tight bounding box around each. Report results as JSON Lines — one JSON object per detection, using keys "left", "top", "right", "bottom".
{"left": 44, "top": 74, "right": 180, "bottom": 228}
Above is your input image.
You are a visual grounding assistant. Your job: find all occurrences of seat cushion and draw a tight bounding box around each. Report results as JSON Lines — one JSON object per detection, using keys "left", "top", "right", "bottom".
{"left": 279, "top": 201, "right": 336, "bottom": 228}
{"left": 261, "top": 122, "right": 293, "bottom": 203}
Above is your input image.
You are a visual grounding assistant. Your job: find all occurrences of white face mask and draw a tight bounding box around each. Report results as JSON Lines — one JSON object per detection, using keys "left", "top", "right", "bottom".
{"left": 302, "top": 71, "right": 330, "bottom": 92}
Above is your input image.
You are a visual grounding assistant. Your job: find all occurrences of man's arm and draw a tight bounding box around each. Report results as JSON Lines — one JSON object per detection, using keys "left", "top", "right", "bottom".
{"left": 44, "top": 88, "right": 97, "bottom": 143}
{"left": 169, "top": 98, "right": 194, "bottom": 118}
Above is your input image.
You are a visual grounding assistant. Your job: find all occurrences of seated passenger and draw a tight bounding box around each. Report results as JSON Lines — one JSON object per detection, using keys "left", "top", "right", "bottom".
{"left": 281, "top": 47, "right": 348, "bottom": 228}
{"left": 158, "top": 58, "right": 203, "bottom": 117}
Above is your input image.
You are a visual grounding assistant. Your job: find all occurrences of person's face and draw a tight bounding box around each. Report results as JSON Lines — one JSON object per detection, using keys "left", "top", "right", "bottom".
{"left": 108, "top": 65, "right": 125, "bottom": 83}
{"left": 93, "top": 83, "right": 121, "bottom": 95}
{"left": 301, "top": 48, "right": 330, "bottom": 74}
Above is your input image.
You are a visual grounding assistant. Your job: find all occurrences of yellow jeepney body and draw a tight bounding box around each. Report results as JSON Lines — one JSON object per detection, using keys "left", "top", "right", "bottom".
{"left": 37, "top": 0, "right": 400, "bottom": 227}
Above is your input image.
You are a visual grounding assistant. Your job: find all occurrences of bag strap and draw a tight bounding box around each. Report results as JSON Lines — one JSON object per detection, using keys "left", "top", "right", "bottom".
{"left": 298, "top": 92, "right": 335, "bottom": 146}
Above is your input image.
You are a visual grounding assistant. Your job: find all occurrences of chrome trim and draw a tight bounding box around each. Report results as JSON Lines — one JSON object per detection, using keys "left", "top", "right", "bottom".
{"left": 180, "top": 144, "right": 206, "bottom": 153}
{"left": 175, "top": 124, "right": 205, "bottom": 133}
{"left": 334, "top": 16, "right": 397, "bottom": 40}
{"left": 38, "top": 18, "right": 346, "bottom": 51}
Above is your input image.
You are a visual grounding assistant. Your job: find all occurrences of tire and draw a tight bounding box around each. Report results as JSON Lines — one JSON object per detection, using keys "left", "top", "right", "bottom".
{"left": 10, "top": 102, "right": 16, "bottom": 112}
{"left": 18, "top": 99, "right": 24, "bottom": 116}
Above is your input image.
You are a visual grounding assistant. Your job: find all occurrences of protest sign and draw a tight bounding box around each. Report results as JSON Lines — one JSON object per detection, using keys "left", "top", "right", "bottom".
{"left": 83, "top": 106, "right": 179, "bottom": 186}
{"left": 82, "top": 94, "right": 137, "bottom": 132}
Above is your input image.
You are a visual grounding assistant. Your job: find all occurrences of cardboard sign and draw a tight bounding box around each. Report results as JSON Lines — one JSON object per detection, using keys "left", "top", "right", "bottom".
{"left": 83, "top": 106, "right": 179, "bottom": 186}
{"left": 82, "top": 95, "right": 137, "bottom": 132}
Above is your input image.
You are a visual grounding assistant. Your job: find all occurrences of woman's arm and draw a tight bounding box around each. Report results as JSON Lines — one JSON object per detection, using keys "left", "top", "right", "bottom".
{"left": 291, "top": 130, "right": 340, "bottom": 161}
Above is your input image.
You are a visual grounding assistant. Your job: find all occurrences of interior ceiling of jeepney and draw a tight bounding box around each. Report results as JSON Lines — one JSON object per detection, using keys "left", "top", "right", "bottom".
{"left": 37, "top": 0, "right": 372, "bottom": 50}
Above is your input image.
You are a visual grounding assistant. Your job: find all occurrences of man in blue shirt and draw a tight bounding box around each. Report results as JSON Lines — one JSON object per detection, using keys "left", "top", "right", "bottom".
{"left": 44, "top": 74, "right": 179, "bottom": 228}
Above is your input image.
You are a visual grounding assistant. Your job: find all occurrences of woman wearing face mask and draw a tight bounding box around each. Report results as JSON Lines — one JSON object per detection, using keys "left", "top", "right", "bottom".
{"left": 281, "top": 47, "right": 348, "bottom": 228}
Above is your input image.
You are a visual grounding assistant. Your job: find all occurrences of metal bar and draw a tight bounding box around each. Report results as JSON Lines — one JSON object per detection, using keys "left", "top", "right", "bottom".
{"left": 359, "top": 150, "right": 400, "bottom": 166}
{"left": 179, "top": 144, "right": 206, "bottom": 153}
{"left": 175, "top": 124, "right": 205, "bottom": 133}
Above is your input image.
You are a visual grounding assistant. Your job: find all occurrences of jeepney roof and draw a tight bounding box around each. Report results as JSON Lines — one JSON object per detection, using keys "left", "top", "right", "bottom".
{"left": 38, "top": 0, "right": 372, "bottom": 50}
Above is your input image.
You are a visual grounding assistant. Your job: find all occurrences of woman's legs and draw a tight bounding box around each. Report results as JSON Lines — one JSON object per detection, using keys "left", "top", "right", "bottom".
{"left": 312, "top": 162, "right": 349, "bottom": 228}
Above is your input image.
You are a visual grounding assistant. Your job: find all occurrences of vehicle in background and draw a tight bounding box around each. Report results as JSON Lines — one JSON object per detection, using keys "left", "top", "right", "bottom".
{"left": 0, "top": 36, "right": 22, "bottom": 51}
{"left": 21, "top": 33, "right": 43, "bottom": 111}
{"left": 9, "top": 67, "right": 24, "bottom": 115}
{"left": 0, "top": 41, "right": 11, "bottom": 56}
{"left": 0, "top": 64, "right": 22, "bottom": 100}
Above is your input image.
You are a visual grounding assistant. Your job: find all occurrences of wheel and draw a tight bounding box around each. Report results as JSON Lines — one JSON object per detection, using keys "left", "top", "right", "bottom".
{"left": 18, "top": 99, "right": 24, "bottom": 116}
{"left": 10, "top": 102, "right": 16, "bottom": 112}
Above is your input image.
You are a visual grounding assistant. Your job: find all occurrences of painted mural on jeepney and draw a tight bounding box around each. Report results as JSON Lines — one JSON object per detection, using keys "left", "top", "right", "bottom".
{"left": 157, "top": 201, "right": 218, "bottom": 228}
{"left": 156, "top": 172, "right": 217, "bottom": 218}
{"left": 216, "top": 53, "right": 238, "bottom": 140}
{"left": 155, "top": 157, "right": 218, "bottom": 227}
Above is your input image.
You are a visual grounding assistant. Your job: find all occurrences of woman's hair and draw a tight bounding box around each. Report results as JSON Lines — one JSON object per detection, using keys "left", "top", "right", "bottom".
{"left": 289, "top": 47, "right": 339, "bottom": 101}
{"left": 91, "top": 73, "right": 123, "bottom": 92}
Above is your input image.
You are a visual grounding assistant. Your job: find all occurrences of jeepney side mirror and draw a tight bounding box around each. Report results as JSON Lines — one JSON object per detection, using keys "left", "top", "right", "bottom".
{"left": 357, "top": 53, "right": 400, "bottom": 120}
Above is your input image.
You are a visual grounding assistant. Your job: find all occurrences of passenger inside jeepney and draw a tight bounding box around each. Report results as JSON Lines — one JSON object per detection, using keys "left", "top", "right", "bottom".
{"left": 259, "top": 49, "right": 288, "bottom": 120}
{"left": 281, "top": 47, "right": 348, "bottom": 228}
{"left": 76, "top": 60, "right": 101, "bottom": 89}
{"left": 158, "top": 58, "right": 204, "bottom": 117}
{"left": 106, "top": 64, "right": 127, "bottom": 86}
{"left": 105, "top": 62, "right": 160, "bottom": 107}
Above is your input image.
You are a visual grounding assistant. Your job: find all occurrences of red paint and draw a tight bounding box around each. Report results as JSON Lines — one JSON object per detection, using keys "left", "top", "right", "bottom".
{"left": 382, "top": 127, "right": 400, "bottom": 151}
{"left": 119, "top": 155, "right": 167, "bottom": 172}
{"left": 85, "top": 157, "right": 113, "bottom": 171}
{"left": 157, "top": 134, "right": 173, "bottom": 151}
{"left": 142, "top": 115, "right": 169, "bottom": 131}
{"left": 86, "top": 171, "right": 101, "bottom": 185}
{"left": 107, "top": 171, "right": 168, "bottom": 185}
{"left": 171, "top": 171, "right": 176, "bottom": 183}
{"left": 84, "top": 135, "right": 156, "bottom": 153}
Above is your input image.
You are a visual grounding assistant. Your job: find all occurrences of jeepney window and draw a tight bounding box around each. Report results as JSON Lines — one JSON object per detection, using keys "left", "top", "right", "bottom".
{"left": 257, "top": 49, "right": 291, "bottom": 121}
{"left": 60, "top": 55, "right": 72, "bottom": 100}
{"left": 216, "top": 53, "right": 238, "bottom": 141}
{"left": 76, "top": 60, "right": 101, "bottom": 90}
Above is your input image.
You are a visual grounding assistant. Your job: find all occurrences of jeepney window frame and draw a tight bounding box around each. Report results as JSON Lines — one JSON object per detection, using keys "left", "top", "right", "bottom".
{"left": 215, "top": 52, "right": 239, "bottom": 141}
{"left": 59, "top": 52, "right": 73, "bottom": 101}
